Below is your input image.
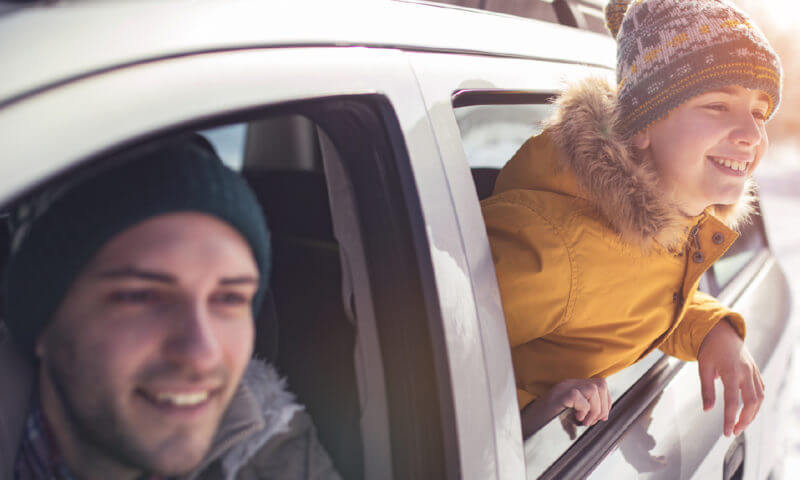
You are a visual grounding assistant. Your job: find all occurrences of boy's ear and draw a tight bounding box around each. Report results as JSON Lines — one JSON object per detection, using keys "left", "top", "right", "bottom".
{"left": 632, "top": 129, "right": 650, "bottom": 150}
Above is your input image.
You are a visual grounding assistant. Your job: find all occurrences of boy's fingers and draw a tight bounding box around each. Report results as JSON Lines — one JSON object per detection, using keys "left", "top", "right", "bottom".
{"left": 598, "top": 382, "right": 610, "bottom": 421}
{"left": 734, "top": 377, "right": 760, "bottom": 435}
{"left": 756, "top": 370, "right": 766, "bottom": 393}
{"left": 722, "top": 374, "right": 740, "bottom": 437}
{"left": 567, "top": 388, "right": 590, "bottom": 422}
{"left": 582, "top": 384, "right": 602, "bottom": 425}
{"left": 699, "top": 362, "right": 716, "bottom": 410}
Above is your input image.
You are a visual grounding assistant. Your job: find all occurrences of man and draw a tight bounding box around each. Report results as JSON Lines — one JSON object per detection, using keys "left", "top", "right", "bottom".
{"left": 1, "top": 135, "right": 340, "bottom": 479}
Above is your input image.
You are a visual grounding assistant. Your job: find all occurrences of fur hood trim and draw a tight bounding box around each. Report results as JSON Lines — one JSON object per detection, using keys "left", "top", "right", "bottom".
{"left": 545, "top": 77, "right": 757, "bottom": 249}
{"left": 219, "top": 359, "right": 304, "bottom": 480}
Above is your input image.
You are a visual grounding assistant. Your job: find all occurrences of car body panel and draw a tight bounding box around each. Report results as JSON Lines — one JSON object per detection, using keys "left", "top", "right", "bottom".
{"left": 0, "top": 0, "right": 614, "bottom": 107}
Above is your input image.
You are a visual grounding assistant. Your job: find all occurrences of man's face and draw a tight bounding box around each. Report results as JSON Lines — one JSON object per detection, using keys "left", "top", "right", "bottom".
{"left": 36, "top": 212, "right": 258, "bottom": 476}
{"left": 636, "top": 85, "right": 770, "bottom": 215}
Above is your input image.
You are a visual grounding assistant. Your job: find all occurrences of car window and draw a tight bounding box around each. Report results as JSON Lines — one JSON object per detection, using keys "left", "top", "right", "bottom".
{"left": 454, "top": 102, "right": 555, "bottom": 169}
{"left": 423, "top": 0, "right": 610, "bottom": 34}
{"left": 1, "top": 92, "right": 454, "bottom": 479}
{"left": 452, "top": 94, "right": 669, "bottom": 474}
{"left": 198, "top": 123, "right": 248, "bottom": 171}
{"left": 711, "top": 214, "right": 767, "bottom": 291}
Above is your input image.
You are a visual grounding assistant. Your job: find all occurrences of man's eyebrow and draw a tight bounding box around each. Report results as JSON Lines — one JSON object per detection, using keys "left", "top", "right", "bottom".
{"left": 219, "top": 276, "right": 259, "bottom": 286}
{"left": 95, "top": 267, "right": 176, "bottom": 283}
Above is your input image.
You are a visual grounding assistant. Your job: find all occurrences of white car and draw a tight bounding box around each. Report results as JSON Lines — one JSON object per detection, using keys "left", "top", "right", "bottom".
{"left": 0, "top": 1, "right": 793, "bottom": 479}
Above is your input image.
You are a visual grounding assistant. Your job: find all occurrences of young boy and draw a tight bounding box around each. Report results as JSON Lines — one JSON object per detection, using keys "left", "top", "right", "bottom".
{"left": 481, "top": 0, "right": 781, "bottom": 436}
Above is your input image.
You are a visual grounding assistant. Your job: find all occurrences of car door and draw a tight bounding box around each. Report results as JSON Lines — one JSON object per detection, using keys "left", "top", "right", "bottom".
{"left": 0, "top": 45, "right": 511, "bottom": 479}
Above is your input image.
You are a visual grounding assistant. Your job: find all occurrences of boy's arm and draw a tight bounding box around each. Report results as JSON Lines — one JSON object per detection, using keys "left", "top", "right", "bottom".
{"left": 483, "top": 197, "right": 576, "bottom": 409}
{"left": 661, "top": 290, "right": 762, "bottom": 437}
{"left": 659, "top": 290, "right": 746, "bottom": 361}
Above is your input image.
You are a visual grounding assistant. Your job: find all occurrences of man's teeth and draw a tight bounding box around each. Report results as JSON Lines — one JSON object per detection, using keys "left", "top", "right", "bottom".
{"left": 710, "top": 156, "right": 748, "bottom": 172}
{"left": 153, "top": 391, "right": 209, "bottom": 406}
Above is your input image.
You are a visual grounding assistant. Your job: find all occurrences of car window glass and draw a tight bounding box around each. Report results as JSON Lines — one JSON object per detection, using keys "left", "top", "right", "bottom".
{"left": 454, "top": 103, "right": 554, "bottom": 168}
{"left": 713, "top": 215, "right": 766, "bottom": 290}
{"left": 198, "top": 123, "right": 247, "bottom": 171}
{"left": 523, "top": 351, "right": 663, "bottom": 478}
{"left": 423, "top": 0, "right": 610, "bottom": 34}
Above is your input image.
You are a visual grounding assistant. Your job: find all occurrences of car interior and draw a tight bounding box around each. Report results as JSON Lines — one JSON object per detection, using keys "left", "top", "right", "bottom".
{"left": 238, "top": 114, "right": 364, "bottom": 480}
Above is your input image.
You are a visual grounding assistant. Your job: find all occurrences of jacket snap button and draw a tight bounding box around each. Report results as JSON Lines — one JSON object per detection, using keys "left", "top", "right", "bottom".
{"left": 712, "top": 232, "right": 724, "bottom": 245}
{"left": 692, "top": 251, "right": 705, "bottom": 263}
{"left": 672, "top": 292, "right": 679, "bottom": 302}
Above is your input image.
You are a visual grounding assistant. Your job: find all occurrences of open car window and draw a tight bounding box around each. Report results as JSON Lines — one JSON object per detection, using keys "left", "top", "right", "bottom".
{"left": 451, "top": 93, "right": 668, "bottom": 475}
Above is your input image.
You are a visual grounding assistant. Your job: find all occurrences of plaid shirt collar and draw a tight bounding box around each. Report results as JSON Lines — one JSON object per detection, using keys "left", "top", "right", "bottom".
{"left": 14, "top": 391, "right": 169, "bottom": 480}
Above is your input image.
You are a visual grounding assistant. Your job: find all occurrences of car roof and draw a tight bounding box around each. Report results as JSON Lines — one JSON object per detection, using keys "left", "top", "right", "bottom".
{"left": 0, "top": 0, "right": 615, "bottom": 107}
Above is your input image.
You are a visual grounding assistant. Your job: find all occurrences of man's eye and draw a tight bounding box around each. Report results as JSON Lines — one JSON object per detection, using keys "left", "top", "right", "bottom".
{"left": 110, "top": 290, "right": 160, "bottom": 304}
{"left": 212, "top": 292, "right": 249, "bottom": 305}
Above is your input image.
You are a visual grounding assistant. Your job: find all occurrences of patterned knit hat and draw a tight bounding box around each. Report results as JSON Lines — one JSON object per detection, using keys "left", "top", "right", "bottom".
{"left": 3, "top": 134, "right": 271, "bottom": 357}
{"left": 605, "top": 0, "right": 782, "bottom": 135}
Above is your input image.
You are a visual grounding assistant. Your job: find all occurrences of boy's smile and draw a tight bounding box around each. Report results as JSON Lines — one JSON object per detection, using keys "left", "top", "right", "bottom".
{"left": 707, "top": 155, "right": 751, "bottom": 176}
{"left": 634, "top": 85, "right": 770, "bottom": 216}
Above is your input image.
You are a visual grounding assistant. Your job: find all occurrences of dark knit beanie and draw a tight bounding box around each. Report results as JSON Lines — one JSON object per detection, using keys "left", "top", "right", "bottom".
{"left": 605, "top": 0, "right": 782, "bottom": 135}
{"left": 3, "top": 134, "right": 271, "bottom": 356}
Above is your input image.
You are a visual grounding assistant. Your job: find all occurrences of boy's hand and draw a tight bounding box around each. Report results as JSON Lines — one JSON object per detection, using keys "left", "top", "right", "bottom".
{"left": 697, "top": 319, "right": 764, "bottom": 437}
{"left": 521, "top": 378, "right": 611, "bottom": 437}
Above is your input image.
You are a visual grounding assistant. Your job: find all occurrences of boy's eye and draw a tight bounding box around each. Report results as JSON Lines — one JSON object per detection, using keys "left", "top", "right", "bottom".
{"left": 705, "top": 103, "right": 728, "bottom": 112}
{"left": 110, "top": 289, "right": 161, "bottom": 304}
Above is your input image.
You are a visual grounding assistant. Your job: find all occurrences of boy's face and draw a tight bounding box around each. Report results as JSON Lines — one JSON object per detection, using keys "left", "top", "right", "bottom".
{"left": 635, "top": 85, "right": 770, "bottom": 216}
{"left": 36, "top": 212, "right": 258, "bottom": 476}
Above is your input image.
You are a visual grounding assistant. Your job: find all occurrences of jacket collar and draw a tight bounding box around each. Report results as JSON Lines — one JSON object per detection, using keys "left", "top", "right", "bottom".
{"left": 185, "top": 359, "right": 303, "bottom": 480}
{"left": 495, "top": 77, "right": 756, "bottom": 250}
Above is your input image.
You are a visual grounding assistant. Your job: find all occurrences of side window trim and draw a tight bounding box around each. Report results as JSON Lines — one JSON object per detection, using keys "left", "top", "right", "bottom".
{"left": 301, "top": 95, "right": 459, "bottom": 479}
{"left": 452, "top": 89, "right": 556, "bottom": 108}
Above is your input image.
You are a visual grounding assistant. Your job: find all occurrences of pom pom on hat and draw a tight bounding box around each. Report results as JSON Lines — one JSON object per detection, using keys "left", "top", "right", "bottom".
{"left": 604, "top": 0, "right": 632, "bottom": 38}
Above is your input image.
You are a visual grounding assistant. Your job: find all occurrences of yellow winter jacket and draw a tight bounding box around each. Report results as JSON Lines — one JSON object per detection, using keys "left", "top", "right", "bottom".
{"left": 482, "top": 78, "right": 753, "bottom": 410}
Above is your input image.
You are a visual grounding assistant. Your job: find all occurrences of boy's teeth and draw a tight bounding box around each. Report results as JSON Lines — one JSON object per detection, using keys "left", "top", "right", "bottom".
{"left": 711, "top": 156, "right": 748, "bottom": 172}
{"left": 154, "top": 391, "right": 209, "bottom": 406}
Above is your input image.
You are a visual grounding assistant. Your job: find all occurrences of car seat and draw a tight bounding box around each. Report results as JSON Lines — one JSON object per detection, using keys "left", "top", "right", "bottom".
{"left": 246, "top": 170, "right": 364, "bottom": 480}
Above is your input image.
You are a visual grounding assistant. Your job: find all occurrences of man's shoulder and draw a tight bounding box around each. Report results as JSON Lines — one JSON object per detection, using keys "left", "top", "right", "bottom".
{"left": 208, "top": 359, "right": 340, "bottom": 480}
{"left": 0, "top": 322, "right": 34, "bottom": 480}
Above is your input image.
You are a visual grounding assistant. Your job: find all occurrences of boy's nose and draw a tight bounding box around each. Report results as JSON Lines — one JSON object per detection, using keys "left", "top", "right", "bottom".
{"left": 729, "top": 111, "right": 763, "bottom": 147}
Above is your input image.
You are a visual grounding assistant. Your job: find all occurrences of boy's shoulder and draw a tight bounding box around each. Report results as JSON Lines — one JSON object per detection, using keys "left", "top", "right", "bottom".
{"left": 482, "top": 188, "right": 616, "bottom": 243}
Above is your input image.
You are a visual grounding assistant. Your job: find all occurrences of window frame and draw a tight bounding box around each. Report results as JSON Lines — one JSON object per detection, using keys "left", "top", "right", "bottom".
{"left": 448, "top": 88, "right": 689, "bottom": 476}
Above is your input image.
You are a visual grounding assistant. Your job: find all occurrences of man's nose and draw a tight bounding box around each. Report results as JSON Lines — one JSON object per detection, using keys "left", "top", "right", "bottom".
{"left": 164, "top": 301, "right": 223, "bottom": 372}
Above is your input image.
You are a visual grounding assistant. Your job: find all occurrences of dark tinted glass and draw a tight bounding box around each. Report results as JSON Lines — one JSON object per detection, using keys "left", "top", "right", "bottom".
{"left": 713, "top": 214, "right": 767, "bottom": 289}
